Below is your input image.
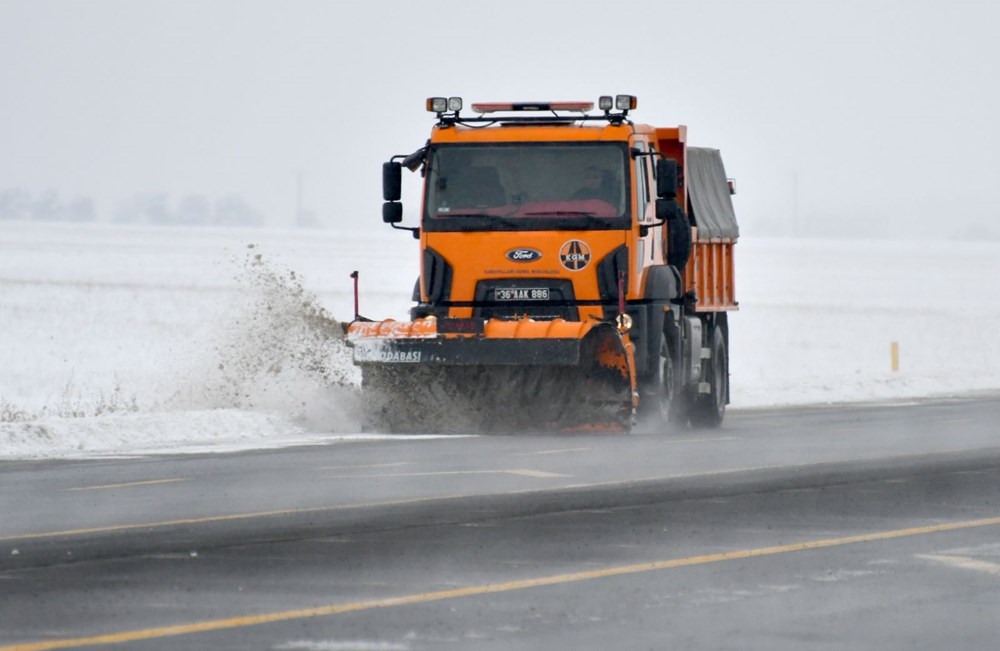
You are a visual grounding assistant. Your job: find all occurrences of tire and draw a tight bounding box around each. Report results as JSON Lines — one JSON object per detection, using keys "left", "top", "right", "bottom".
{"left": 689, "top": 323, "right": 727, "bottom": 428}
{"left": 637, "top": 332, "right": 681, "bottom": 431}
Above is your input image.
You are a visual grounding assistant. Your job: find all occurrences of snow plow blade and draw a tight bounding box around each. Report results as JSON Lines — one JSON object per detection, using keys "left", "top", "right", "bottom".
{"left": 346, "top": 317, "right": 635, "bottom": 433}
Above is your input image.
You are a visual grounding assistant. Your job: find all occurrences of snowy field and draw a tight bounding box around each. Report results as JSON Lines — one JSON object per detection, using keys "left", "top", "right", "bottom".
{"left": 2, "top": 222, "right": 999, "bottom": 458}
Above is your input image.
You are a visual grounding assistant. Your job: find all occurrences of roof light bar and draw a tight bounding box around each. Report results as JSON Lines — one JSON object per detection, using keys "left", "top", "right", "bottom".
{"left": 549, "top": 101, "right": 593, "bottom": 112}
{"left": 471, "top": 102, "right": 512, "bottom": 113}
{"left": 426, "top": 95, "right": 639, "bottom": 125}
{"left": 471, "top": 101, "right": 594, "bottom": 114}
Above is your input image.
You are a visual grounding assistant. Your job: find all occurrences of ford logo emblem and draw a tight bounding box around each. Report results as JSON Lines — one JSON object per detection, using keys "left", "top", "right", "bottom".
{"left": 506, "top": 248, "right": 543, "bottom": 262}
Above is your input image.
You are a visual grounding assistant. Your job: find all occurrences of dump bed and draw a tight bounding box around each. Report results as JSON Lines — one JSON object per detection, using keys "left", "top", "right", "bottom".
{"left": 685, "top": 147, "right": 738, "bottom": 312}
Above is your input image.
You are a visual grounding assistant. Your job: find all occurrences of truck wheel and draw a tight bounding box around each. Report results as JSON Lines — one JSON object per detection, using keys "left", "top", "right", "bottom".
{"left": 690, "top": 325, "right": 727, "bottom": 428}
{"left": 638, "top": 333, "right": 680, "bottom": 431}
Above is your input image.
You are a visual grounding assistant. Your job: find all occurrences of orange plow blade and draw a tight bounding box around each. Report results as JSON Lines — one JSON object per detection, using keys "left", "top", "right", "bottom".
{"left": 346, "top": 317, "right": 635, "bottom": 433}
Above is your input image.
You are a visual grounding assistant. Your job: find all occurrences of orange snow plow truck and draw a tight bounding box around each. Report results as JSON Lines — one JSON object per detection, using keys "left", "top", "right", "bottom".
{"left": 346, "top": 95, "right": 738, "bottom": 433}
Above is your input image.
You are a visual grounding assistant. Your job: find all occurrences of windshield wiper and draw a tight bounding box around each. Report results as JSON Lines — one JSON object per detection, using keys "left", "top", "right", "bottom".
{"left": 437, "top": 212, "right": 493, "bottom": 218}
{"left": 521, "top": 212, "right": 620, "bottom": 226}
{"left": 437, "top": 212, "right": 524, "bottom": 228}
{"left": 521, "top": 210, "right": 599, "bottom": 217}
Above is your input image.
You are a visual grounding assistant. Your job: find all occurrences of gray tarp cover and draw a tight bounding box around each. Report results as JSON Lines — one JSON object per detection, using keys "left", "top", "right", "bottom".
{"left": 687, "top": 147, "right": 739, "bottom": 240}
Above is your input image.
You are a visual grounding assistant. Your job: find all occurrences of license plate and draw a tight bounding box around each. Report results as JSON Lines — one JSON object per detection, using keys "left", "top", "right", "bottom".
{"left": 494, "top": 287, "right": 550, "bottom": 301}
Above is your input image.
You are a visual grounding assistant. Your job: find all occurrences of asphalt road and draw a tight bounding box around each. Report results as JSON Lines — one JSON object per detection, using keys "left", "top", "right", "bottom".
{"left": 2, "top": 396, "right": 1000, "bottom": 649}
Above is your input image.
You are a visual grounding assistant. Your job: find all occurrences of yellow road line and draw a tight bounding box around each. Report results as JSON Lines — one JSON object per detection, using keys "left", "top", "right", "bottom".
{"left": 4, "top": 515, "right": 1000, "bottom": 651}
{"left": 65, "top": 478, "right": 189, "bottom": 492}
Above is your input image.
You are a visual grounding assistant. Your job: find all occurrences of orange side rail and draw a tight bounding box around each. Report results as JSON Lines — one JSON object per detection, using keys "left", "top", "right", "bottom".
{"left": 686, "top": 236, "right": 737, "bottom": 312}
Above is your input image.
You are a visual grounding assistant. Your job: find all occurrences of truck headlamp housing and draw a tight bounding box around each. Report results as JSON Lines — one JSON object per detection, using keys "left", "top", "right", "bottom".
{"left": 598, "top": 95, "right": 614, "bottom": 111}
{"left": 447, "top": 97, "right": 463, "bottom": 112}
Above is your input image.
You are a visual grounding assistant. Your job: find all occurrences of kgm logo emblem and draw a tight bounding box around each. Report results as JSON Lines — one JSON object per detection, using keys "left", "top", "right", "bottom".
{"left": 559, "top": 240, "right": 591, "bottom": 271}
{"left": 505, "top": 248, "right": 543, "bottom": 263}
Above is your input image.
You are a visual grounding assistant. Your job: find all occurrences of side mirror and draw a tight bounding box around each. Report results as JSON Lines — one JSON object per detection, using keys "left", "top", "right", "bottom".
{"left": 382, "top": 162, "right": 402, "bottom": 202}
{"left": 659, "top": 200, "right": 691, "bottom": 270}
{"left": 382, "top": 201, "right": 403, "bottom": 224}
{"left": 656, "top": 158, "right": 678, "bottom": 199}
{"left": 655, "top": 198, "right": 680, "bottom": 221}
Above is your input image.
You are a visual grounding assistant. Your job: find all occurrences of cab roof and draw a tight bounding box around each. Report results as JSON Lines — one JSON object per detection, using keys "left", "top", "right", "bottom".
{"left": 430, "top": 122, "right": 640, "bottom": 144}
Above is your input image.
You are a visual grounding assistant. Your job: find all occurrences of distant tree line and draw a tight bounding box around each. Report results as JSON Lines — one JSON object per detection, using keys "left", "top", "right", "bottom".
{"left": 112, "top": 193, "right": 265, "bottom": 227}
{"left": 0, "top": 188, "right": 266, "bottom": 227}
{"left": 0, "top": 189, "right": 96, "bottom": 222}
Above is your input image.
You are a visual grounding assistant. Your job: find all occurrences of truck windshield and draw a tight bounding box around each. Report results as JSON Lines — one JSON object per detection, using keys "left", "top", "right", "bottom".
{"left": 423, "top": 143, "right": 630, "bottom": 232}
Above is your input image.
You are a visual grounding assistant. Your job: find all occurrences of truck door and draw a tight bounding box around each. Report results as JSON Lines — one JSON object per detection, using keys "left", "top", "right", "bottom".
{"left": 632, "top": 141, "right": 660, "bottom": 277}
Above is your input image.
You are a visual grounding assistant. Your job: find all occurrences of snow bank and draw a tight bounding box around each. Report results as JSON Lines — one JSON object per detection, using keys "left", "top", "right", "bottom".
{"left": 1, "top": 223, "right": 999, "bottom": 458}
{"left": 2, "top": 410, "right": 304, "bottom": 458}
{"left": 0, "top": 224, "right": 397, "bottom": 458}
{"left": 730, "top": 238, "right": 1000, "bottom": 406}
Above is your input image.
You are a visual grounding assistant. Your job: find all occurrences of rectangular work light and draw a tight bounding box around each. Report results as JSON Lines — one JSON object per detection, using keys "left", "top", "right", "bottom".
{"left": 615, "top": 95, "right": 637, "bottom": 110}
{"left": 426, "top": 97, "right": 448, "bottom": 113}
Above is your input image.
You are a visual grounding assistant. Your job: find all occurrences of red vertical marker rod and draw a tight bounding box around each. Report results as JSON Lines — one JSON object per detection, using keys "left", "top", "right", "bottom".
{"left": 617, "top": 270, "right": 626, "bottom": 316}
{"left": 350, "top": 270, "right": 360, "bottom": 321}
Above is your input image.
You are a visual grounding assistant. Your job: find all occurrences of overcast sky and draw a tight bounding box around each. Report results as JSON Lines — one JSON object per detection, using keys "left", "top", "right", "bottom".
{"left": 2, "top": 0, "right": 998, "bottom": 237}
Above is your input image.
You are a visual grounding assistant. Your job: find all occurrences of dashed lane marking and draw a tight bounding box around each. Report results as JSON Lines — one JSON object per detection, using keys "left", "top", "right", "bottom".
{"left": 509, "top": 436, "right": 737, "bottom": 456}
{"left": 318, "top": 462, "right": 413, "bottom": 471}
{"left": 65, "top": 478, "right": 189, "bottom": 492}
{"left": 0, "top": 494, "right": 478, "bottom": 543}
{"left": 664, "top": 436, "right": 737, "bottom": 443}
{"left": 6, "top": 451, "right": 997, "bottom": 543}
{"left": 915, "top": 553, "right": 1000, "bottom": 577}
{"left": 505, "top": 469, "right": 569, "bottom": 478}
{"left": 514, "top": 447, "right": 592, "bottom": 456}
{"left": 323, "top": 469, "right": 571, "bottom": 479}
{"left": 4, "top": 515, "right": 1000, "bottom": 650}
